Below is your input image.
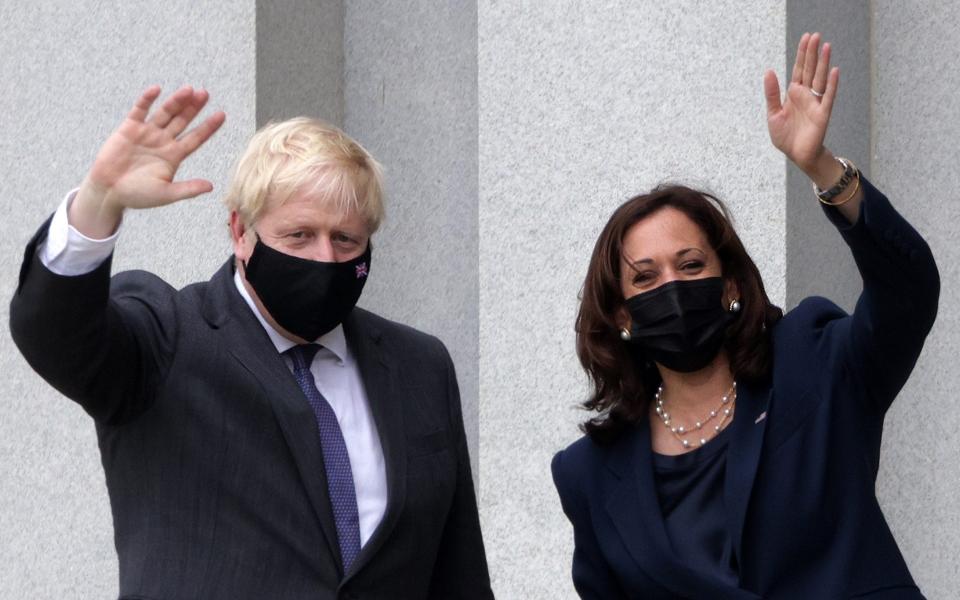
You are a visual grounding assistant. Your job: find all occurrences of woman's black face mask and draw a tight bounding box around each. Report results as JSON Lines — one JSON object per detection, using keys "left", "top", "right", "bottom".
{"left": 244, "top": 235, "right": 371, "bottom": 341}
{"left": 624, "top": 277, "right": 734, "bottom": 373}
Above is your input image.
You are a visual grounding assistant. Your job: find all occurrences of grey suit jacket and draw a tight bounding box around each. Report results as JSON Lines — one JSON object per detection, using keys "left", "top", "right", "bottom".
{"left": 9, "top": 221, "right": 493, "bottom": 600}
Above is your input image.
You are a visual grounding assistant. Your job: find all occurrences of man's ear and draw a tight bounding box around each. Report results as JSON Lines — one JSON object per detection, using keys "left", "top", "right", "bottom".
{"left": 229, "top": 211, "right": 252, "bottom": 261}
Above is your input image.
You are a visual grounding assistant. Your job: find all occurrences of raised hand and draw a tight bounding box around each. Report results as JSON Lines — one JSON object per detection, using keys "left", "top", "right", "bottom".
{"left": 71, "top": 85, "right": 225, "bottom": 238}
{"left": 763, "top": 33, "right": 839, "bottom": 175}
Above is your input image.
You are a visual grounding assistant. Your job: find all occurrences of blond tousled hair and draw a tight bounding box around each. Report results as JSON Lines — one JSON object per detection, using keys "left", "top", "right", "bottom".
{"left": 223, "top": 117, "right": 385, "bottom": 232}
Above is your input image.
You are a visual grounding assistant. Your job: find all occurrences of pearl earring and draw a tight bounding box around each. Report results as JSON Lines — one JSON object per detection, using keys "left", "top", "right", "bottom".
{"left": 729, "top": 299, "right": 741, "bottom": 313}
{"left": 620, "top": 327, "right": 632, "bottom": 341}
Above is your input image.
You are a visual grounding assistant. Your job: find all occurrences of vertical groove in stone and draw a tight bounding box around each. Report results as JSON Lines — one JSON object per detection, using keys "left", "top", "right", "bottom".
{"left": 256, "top": 0, "right": 344, "bottom": 128}
{"left": 784, "top": 0, "right": 870, "bottom": 312}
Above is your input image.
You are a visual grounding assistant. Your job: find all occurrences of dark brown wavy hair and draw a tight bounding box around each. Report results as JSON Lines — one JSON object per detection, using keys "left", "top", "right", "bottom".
{"left": 576, "top": 185, "right": 783, "bottom": 443}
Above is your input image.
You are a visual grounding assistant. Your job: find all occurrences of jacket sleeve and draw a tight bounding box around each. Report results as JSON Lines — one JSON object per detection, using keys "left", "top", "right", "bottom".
{"left": 818, "top": 176, "right": 940, "bottom": 415}
{"left": 427, "top": 341, "right": 494, "bottom": 600}
{"left": 551, "top": 450, "right": 628, "bottom": 600}
{"left": 9, "top": 218, "right": 176, "bottom": 425}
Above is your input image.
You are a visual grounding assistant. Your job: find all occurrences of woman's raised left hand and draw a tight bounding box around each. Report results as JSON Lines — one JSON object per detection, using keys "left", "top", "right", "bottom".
{"left": 764, "top": 32, "right": 839, "bottom": 175}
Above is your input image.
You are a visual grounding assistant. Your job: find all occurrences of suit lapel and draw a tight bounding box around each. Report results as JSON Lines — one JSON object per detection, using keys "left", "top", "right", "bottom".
{"left": 604, "top": 422, "right": 735, "bottom": 597}
{"left": 340, "top": 309, "right": 407, "bottom": 581}
{"left": 201, "top": 260, "right": 343, "bottom": 573}
{"left": 723, "top": 378, "right": 772, "bottom": 568}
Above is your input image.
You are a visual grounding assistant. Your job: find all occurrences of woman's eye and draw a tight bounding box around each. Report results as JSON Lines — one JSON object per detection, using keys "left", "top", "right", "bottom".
{"left": 682, "top": 261, "right": 704, "bottom": 270}
{"left": 633, "top": 272, "right": 655, "bottom": 284}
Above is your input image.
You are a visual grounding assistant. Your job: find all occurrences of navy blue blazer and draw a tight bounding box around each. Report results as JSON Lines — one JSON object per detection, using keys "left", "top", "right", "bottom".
{"left": 552, "top": 177, "right": 940, "bottom": 599}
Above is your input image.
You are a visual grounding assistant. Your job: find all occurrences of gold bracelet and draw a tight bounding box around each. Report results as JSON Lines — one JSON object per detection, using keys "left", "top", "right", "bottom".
{"left": 817, "top": 170, "right": 860, "bottom": 207}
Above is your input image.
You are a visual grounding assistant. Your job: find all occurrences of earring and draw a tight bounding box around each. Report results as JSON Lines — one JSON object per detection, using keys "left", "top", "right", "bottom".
{"left": 620, "top": 327, "right": 632, "bottom": 341}
{"left": 729, "top": 299, "right": 741, "bottom": 313}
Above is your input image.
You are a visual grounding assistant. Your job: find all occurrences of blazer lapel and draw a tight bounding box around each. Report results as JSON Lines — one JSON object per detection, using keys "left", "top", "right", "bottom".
{"left": 201, "top": 260, "right": 343, "bottom": 573}
{"left": 724, "top": 378, "right": 772, "bottom": 568}
{"left": 340, "top": 309, "right": 407, "bottom": 581}
{"left": 604, "top": 422, "right": 744, "bottom": 598}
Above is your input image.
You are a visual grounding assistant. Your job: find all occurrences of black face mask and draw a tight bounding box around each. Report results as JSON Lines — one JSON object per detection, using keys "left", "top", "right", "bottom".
{"left": 243, "top": 236, "right": 371, "bottom": 341}
{"left": 625, "top": 277, "right": 734, "bottom": 373}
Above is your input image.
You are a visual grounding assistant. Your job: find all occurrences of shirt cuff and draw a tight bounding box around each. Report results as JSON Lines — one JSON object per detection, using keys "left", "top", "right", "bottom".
{"left": 38, "top": 189, "right": 120, "bottom": 276}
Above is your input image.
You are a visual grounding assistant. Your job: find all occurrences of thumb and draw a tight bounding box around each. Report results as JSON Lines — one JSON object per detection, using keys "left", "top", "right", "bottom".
{"left": 163, "top": 179, "right": 214, "bottom": 203}
{"left": 763, "top": 70, "right": 782, "bottom": 117}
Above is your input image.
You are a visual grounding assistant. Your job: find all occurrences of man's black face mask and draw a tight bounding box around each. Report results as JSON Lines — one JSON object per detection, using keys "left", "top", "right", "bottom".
{"left": 244, "top": 235, "right": 371, "bottom": 341}
{"left": 624, "top": 277, "right": 734, "bottom": 373}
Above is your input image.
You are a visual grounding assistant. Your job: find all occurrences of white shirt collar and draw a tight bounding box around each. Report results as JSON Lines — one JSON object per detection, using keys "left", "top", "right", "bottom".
{"left": 232, "top": 269, "right": 348, "bottom": 364}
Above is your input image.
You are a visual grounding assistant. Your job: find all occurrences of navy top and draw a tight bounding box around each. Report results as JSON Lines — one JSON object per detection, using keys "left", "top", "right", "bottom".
{"left": 653, "top": 426, "right": 738, "bottom": 587}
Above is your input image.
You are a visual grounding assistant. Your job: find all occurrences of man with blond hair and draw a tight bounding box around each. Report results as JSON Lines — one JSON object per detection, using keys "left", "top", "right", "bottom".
{"left": 10, "top": 86, "right": 492, "bottom": 599}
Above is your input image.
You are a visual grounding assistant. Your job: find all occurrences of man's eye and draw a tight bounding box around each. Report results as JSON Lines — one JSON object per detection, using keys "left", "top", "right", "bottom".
{"left": 334, "top": 233, "right": 356, "bottom": 244}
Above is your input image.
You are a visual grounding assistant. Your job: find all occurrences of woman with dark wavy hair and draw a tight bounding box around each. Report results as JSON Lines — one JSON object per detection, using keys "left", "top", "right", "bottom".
{"left": 551, "top": 33, "right": 939, "bottom": 598}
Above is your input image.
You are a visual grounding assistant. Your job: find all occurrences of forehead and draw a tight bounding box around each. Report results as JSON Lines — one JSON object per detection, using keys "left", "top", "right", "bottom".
{"left": 260, "top": 182, "right": 367, "bottom": 230}
{"left": 621, "top": 207, "right": 711, "bottom": 260}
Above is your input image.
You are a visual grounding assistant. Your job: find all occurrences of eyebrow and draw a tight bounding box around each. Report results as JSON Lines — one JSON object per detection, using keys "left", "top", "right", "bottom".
{"left": 628, "top": 247, "right": 705, "bottom": 267}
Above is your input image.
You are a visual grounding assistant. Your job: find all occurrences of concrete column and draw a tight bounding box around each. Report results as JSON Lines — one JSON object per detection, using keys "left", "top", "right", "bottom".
{"left": 871, "top": 3, "right": 960, "bottom": 597}
{"left": 343, "top": 1, "right": 481, "bottom": 475}
{"left": 478, "top": 2, "right": 786, "bottom": 595}
{"left": 785, "top": 0, "right": 870, "bottom": 311}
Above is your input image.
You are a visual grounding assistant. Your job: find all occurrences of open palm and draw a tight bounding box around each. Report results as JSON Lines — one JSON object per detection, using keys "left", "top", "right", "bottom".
{"left": 89, "top": 85, "right": 225, "bottom": 212}
{"left": 764, "top": 33, "right": 839, "bottom": 172}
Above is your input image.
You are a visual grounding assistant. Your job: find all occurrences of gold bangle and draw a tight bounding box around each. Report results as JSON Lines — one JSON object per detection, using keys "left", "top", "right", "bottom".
{"left": 817, "top": 170, "right": 860, "bottom": 207}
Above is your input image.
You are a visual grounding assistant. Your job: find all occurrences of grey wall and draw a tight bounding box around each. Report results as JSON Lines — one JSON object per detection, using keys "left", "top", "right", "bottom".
{"left": 872, "top": 3, "right": 960, "bottom": 599}
{"left": 343, "top": 1, "right": 481, "bottom": 475}
{"left": 785, "top": 0, "right": 870, "bottom": 312}
{"left": 0, "top": 1, "right": 255, "bottom": 597}
{"left": 257, "top": 0, "right": 344, "bottom": 127}
{"left": 2, "top": 1, "right": 956, "bottom": 599}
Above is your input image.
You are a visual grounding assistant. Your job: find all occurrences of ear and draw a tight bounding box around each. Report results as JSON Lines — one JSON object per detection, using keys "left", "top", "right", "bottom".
{"left": 723, "top": 277, "right": 741, "bottom": 310}
{"left": 229, "top": 211, "right": 254, "bottom": 263}
{"left": 615, "top": 305, "right": 631, "bottom": 332}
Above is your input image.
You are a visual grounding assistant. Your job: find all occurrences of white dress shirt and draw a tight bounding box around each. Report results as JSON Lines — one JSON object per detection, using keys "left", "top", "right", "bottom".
{"left": 38, "top": 190, "right": 388, "bottom": 546}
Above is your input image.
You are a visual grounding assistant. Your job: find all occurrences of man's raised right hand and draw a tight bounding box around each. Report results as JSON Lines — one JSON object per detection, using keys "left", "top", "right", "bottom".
{"left": 70, "top": 85, "right": 226, "bottom": 239}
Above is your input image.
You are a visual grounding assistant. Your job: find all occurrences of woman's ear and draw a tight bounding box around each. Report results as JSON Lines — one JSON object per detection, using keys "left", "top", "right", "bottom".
{"left": 616, "top": 306, "right": 631, "bottom": 332}
{"left": 723, "top": 277, "right": 741, "bottom": 309}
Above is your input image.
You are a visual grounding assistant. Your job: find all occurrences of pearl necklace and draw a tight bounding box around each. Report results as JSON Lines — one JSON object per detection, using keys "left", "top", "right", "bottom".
{"left": 654, "top": 382, "right": 736, "bottom": 449}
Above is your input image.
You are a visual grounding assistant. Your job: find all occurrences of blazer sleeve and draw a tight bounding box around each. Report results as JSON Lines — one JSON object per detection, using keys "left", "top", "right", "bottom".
{"left": 818, "top": 176, "right": 940, "bottom": 415}
{"left": 427, "top": 341, "right": 494, "bottom": 600}
{"left": 9, "top": 218, "right": 176, "bottom": 425}
{"left": 551, "top": 450, "right": 628, "bottom": 600}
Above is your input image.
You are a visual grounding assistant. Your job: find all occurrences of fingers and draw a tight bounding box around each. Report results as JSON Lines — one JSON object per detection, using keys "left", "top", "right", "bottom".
{"left": 178, "top": 110, "right": 226, "bottom": 156}
{"left": 811, "top": 42, "right": 831, "bottom": 94}
{"left": 802, "top": 32, "right": 821, "bottom": 87}
{"left": 126, "top": 85, "right": 162, "bottom": 122}
{"left": 149, "top": 85, "right": 196, "bottom": 129}
{"left": 821, "top": 67, "right": 840, "bottom": 116}
{"left": 167, "top": 88, "right": 210, "bottom": 138}
{"left": 791, "top": 32, "right": 809, "bottom": 84}
{"left": 763, "top": 70, "right": 782, "bottom": 116}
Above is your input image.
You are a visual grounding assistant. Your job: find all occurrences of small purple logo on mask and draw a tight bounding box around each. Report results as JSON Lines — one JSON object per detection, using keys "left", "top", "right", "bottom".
{"left": 356, "top": 262, "right": 368, "bottom": 279}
